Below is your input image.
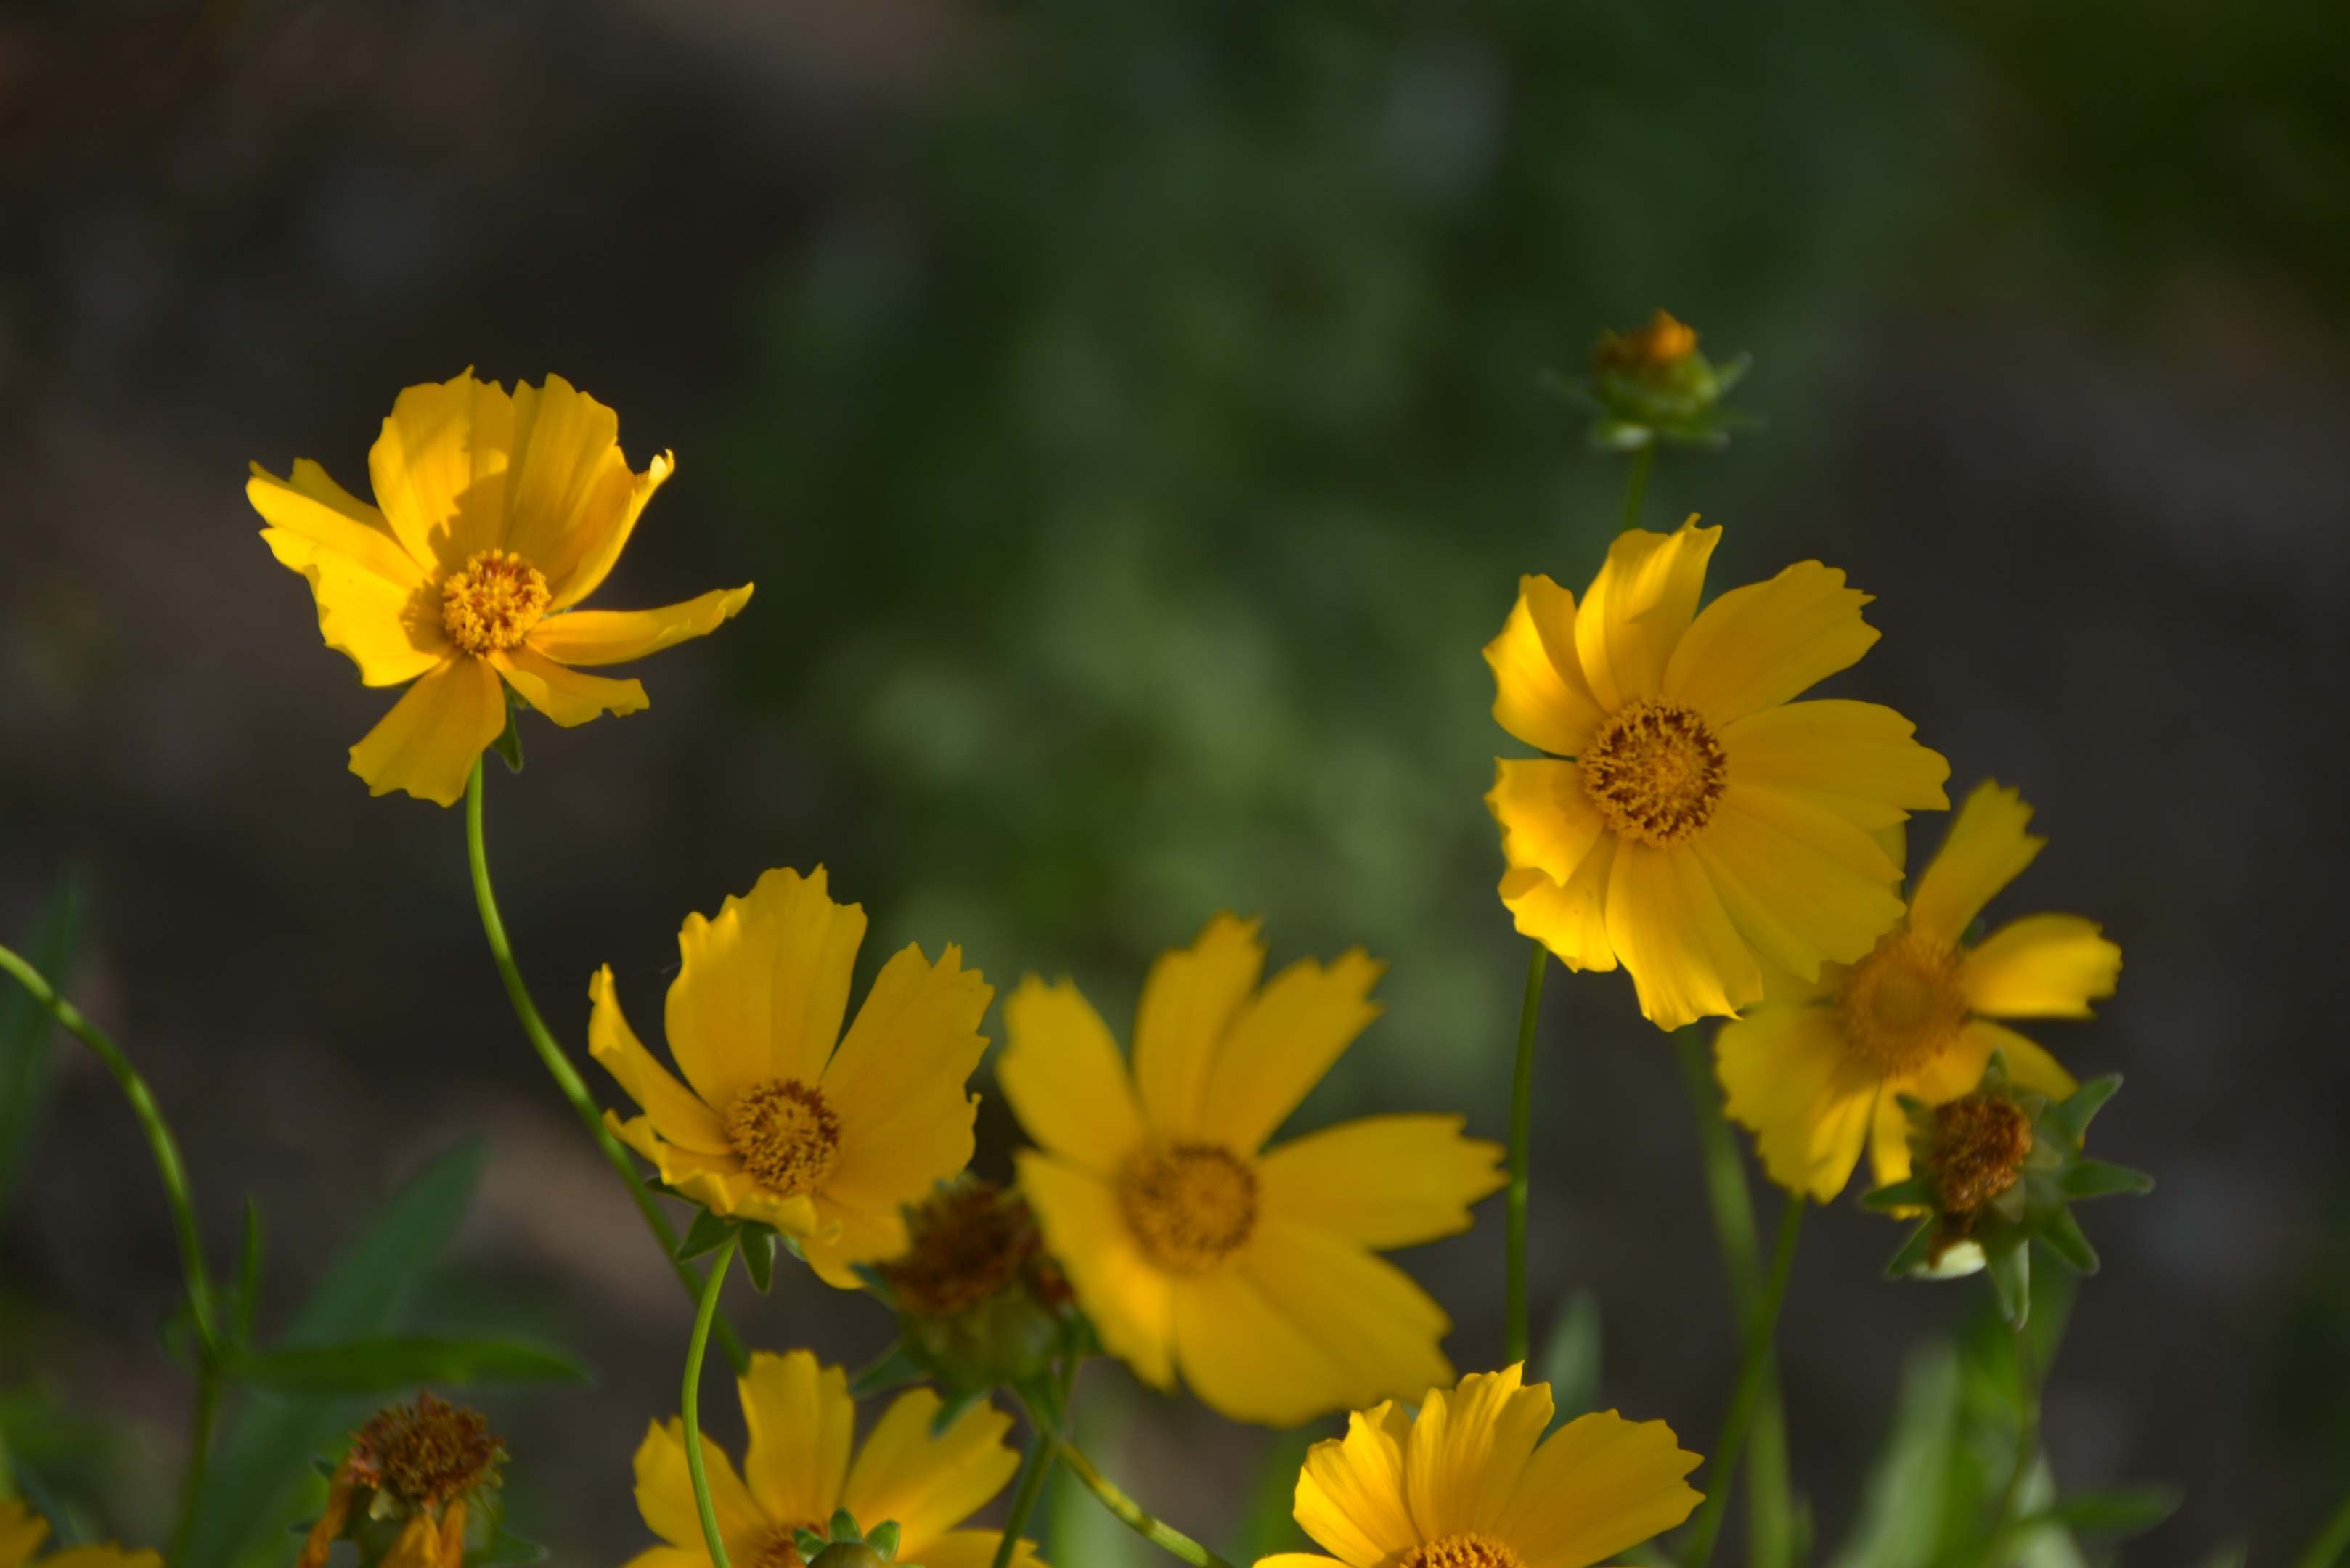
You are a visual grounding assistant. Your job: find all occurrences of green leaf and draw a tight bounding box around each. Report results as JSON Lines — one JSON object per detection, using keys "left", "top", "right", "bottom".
{"left": 1862, "top": 1178, "right": 1934, "bottom": 1213}
{"left": 0, "top": 873, "right": 86, "bottom": 1214}
{"left": 2024, "top": 1484, "right": 2181, "bottom": 1538}
{"left": 2055, "top": 1076, "right": 2123, "bottom": 1143}
{"left": 674, "top": 1209, "right": 739, "bottom": 1262}
{"left": 179, "top": 1140, "right": 486, "bottom": 1568}
{"left": 2062, "top": 1160, "right": 2153, "bottom": 1200}
{"left": 741, "top": 1226, "right": 778, "bottom": 1293}
{"left": 470, "top": 1531, "right": 550, "bottom": 1567}
{"left": 224, "top": 1337, "right": 589, "bottom": 1395}
{"left": 1886, "top": 1220, "right": 1939, "bottom": 1279}
{"left": 490, "top": 698, "right": 524, "bottom": 773}
{"left": 849, "top": 1342, "right": 925, "bottom": 1397}
{"left": 1535, "top": 1289, "right": 1602, "bottom": 1429}
{"left": 1826, "top": 1339, "right": 1957, "bottom": 1568}
{"left": 2036, "top": 1209, "right": 2100, "bottom": 1275}
{"left": 1987, "top": 1242, "right": 2031, "bottom": 1329}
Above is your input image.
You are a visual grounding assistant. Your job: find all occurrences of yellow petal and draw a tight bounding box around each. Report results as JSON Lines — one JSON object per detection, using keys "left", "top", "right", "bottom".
{"left": 1717, "top": 699, "right": 1949, "bottom": 816}
{"left": 248, "top": 460, "right": 428, "bottom": 586}
{"left": 1496, "top": 1410, "right": 1702, "bottom": 1568}
{"left": 263, "top": 527, "right": 446, "bottom": 687}
{"left": 631, "top": 1416, "right": 769, "bottom": 1559}
{"left": 799, "top": 1193, "right": 910, "bottom": 1288}
{"left": 1498, "top": 838, "right": 1620, "bottom": 974}
{"left": 589, "top": 965, "right": 730, "bottom": 1154}
{"left": 739, "top": 1350, "right": 852, "bottom": 1530}
{"left": 0, "top": 1500, "right": 50, "bottom": 1568}
{"left": 1241, "top": 1218, "right": 1453, "bottom": 1416}
{"left": 1967, "top": 1020, "right": 2077, "bottom": 1102}
{"left": 348, "top": 655, "right": 506, "bottom": 807}
{"left": 1403, "top": 1365, "right": 1551, "bottom": 1540}
{"left": 1255, "top": 1559, "right": 1345, "bottom": 1568}
{"left": 606, "top": 1113, "right": 825, "bottom": 1237}
{"left": 1485, "top": 576, "right": 1607, "bottom": 755}
{"left": 1170, "top": 1262, "right": 1352, "bottom": 1426}
{"left": 499, "top": 375, "right": 635, "bottom": 595}
{"left": 618, "top": 1550, "right": 704, "bottom": 1568}
{"left": 1488, "top": 759, "right": 1607, "bottom": 885}
{"left": 1013, "top": 1150, "right": 1175, "bottom": 1389}
{"left": 841, "top": 1388, "right": 1020, "bottom": 1553}
{"left": 529, "top": 586, "right": 756, "bottom": 666}
{"left": 909, "top": 1533, "right": 1042, "bottom": 1568}
{"left": 1907, "top": 782, "right": 2042, "bottom": 948}
{"left": 1294, "top": 1403, "right": 1421, "bottom": 1568}
{"left": 1132, "top": 913, "right": 1265, "bottom": 1138}
{"left": 1257, "top": 1115, "right": 1504, "bottom": 1249}
{"left": 555, "top": 450, "right": 674, "bottom": 610}
{"left": 491, "top": 645, "right": 647, "bottom": 727}
{"left": 1602, "top": 842, "right": 1757, "bottom": 1030}
{"left": 368, "top": 372, "right": 514, "bottom": 573}
{"left": 1960, "top": 915, "right": 2120, "bottom": 1019}
{"left": 999, "top": 976, "right": 1149, "bottom": 1177}
{"left": 666, "top": 867, "right": 866, "bottom": 1114}
{"left": 1715, "top": 1004, "right": 1875, "bottom": 1202}
{"left": 1198, "top": 948, "right": 1384, "bottom": 1152}
{"left": 1901, "top": 1019, "right": 2002, "bottom": 1103}
{"left": 1866, "top": 1087, "right": 1913, "bottom": 1193}
{"left": 1572, "top": 519, "right": 1718, "bottom": 711}
{"left": 1691, "top": 796, "right": 1909, "bottom": 984}
{"left": 819, "top": 942, "right": 990, "bottom": 1171}
{"left": 1663, "top": 560, "right": 1877, "bottom": 726}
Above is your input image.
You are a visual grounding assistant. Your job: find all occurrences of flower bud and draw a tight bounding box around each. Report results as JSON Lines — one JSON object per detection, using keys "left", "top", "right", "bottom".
{"left": 298, "top": 1392, "right": 506, "bottom": 1568}
{"left": 1567, "top": 309, "right": 1755, "bottom": 451}
{"left": 870, "top": 1178, "right": 1074, "bottom": 1396}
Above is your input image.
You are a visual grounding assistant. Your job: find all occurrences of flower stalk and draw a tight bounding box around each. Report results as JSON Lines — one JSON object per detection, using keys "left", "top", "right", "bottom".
{"left": 987, "top": 1431, "right": 1054, "bottom": 1568}
{"left": 682, "top": 1233, "right": 741, "bottom": 1568}
{"left": 1681, "top": 1191, "right": 1804, "bottom": 1568}
{"left": 1619, "top": 443, "right": 1655, "bottom": 534}
{"left": 463, "top": 760, "right": 749, "bottom": 1374}
{"left": 1504, "top": 942, "right": 1546, "bottom": 1365}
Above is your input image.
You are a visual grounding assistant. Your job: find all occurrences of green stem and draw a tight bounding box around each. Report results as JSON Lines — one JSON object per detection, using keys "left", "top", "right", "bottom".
{"left": 1620, "top": 444, "right": 1656, "bottom": 533}
{"left": 1683, "top": 1193, "right": 1804, "bottom": 1568}
{"left": 1986, "top": 1318, "right": 2043, "bottom": 1561}
{"left": 2296, "top": 1489, "right": 2350, "bottom": 1568}
{"left": 684, "top": 1234, "right": 741, "bottom": 1568}
{"left": 1504, "top": 942, "right": 1547, "bottom": 1367}
{"left": 464, "top": 761, "right": 748, "bottom": 1374}
{"left": 1016, "top": 1391, "right": 1234, "bottom": 1568}
{"left": 990, "top": 1429, "right": 1056, "bottom": 1568}
{"left": 170, "top": 1372, "right": 221, "bottom": 1563}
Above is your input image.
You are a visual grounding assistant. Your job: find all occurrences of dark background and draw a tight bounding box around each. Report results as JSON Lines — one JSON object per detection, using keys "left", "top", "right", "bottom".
{"left": 1, "top": 0, "right": 2347, "bottom": 1564}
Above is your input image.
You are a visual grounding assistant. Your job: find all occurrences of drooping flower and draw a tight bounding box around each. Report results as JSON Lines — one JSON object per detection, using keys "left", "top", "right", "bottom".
{"left": 591, "top": 866, "right": 992, "bottom": 1286}
{"left": 1253, "top": 1363, "right": 1701, "bottom": 1568}
{"left": 1715, "top": 780, "right": 2123, "bottom": 1203}
{"left": 1485, "top": 517, "right": 1951, "bottom": 1029}
{"left": 298, "top": 1392, "right": 507, "bottom": 1568}
{"left": 251, "top": 370, "right": 752, "bottom": 806}
{"left": 0, "top": 1499, "right": 160, "bottom": 1568}
{"left": 623, "top": 1349, "right": 1042, "bottom": 1568}
{"left": 997, "top": 914, "right": 1506, "bottom": 1426}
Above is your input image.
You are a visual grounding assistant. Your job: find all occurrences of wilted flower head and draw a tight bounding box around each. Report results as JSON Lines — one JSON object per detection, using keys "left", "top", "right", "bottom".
{"left": 1564, "top": 309, "right": 1755, "bottom": 451}
{"left": 868, "top": 1179, "right": 1074, "bottom": 1397}
{"left": 299, "top": 1392, "right": 506, "bottom": 1568}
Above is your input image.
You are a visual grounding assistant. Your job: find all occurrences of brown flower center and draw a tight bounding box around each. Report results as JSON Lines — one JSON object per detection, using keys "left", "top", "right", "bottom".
{"left": 1581, "top": 696, "right": 1728, "bottom": 847}
{"left": 441, "top": 548, "right": 550, "bottom": 654}
{"left": 1930, "top": 1094, "right": 2035, "bottom": 1217}
{"left": 726, "top": 1079, "right": 844, "bottom": 1199}
{"left": 878, "top": 1180, "right": 1043, "bottom": 1318}
{"left": 346, "top": 1391, "right": 505, "bottom": 1511}
{"left": 1399, "top": 1532, "right": 1528, "bottom": 1568}
{"left": 1118, "top": 1143, "right": 1257, "bottom": 1274}
{"left": 1835, "top": 928, "right": 1968, "bottom": 1077}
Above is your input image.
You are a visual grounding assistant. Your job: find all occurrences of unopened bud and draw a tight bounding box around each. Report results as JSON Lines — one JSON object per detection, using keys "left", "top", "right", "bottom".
{"left": 874, "top": 1179, "right": 1074, "bottom": 1395}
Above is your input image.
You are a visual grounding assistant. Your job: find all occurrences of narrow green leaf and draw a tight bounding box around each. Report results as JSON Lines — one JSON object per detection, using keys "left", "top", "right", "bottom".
{"left": 1535, "top": 1289, "right": 1602, "bottom": 1429}
{"left": 1886, "top": 1220, "right": 1939, "bottom": 1279}
{"left": 490, "top": 699, "right": 524, "bottom": 773}
{"left": 225, "top": 1337, "right": 589, "bottom": 1395}
{"left": 0, "top": 874, "right": 86, "bottom": 1214}
{"left": 1826, "top": 1339, "right": 1957, "bottom": 1568}
{"left": 2063, "top": 1160, "right": 2153, "bottom": 1200}
{"left": 2025, "top": 1484, "right": 2181, "bottom": 1538}
{"left": 1988, "top": 1243, "right": 2031, "bottom": 1329}
{"left": 2055, "top": 1076, "right": 2123, "bottom": 1143}
{"left": 1862, "top": 1178, "right": 1934, "bottom": 1212}
{"left": 674, "top": 1209, "right": 738, "bottom": 1262}
{"left": 2037, "top": 1209, "right": 2100, "bottom": 1275}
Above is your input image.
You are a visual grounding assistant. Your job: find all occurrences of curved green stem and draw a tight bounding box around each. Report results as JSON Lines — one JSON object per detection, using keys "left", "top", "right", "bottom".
{"left": 1013, "top": 1390, "right": 1233, "bottom": 1568}
{"left": 684, "top": 1234, "right": 741, "bottom": 1568}
{"left": 1504, "top": 941, "right": 1546, "bottom": 1366}
{"left": 990, "top": 1429, "right": 1056, "bottom": 1568}
{"left": 1986, "top": 1318, "right": 2043, "bottom": 1560}
{"left": 464, "top": 761, "right": 748, "bottom": 1374}
{"left": 1682, "top": 1193, "right": 1804, "bottom": 1568}
{"left": 1620, "top": 444, "right": 1656, "bottom": 534}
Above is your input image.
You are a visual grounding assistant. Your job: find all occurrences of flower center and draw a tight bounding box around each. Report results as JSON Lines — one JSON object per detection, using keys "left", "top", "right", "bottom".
{"left": 1399, "top": 1532, "right": 1528, "bottom": 1568}
{"left": 441, "top": 548, "right": 551, "bottom": 654}
{"left": 726, "top": 1079, "right": 844, "bottom": 1199}
{"left": 878, "top": 1179, "right": 1043, "bottom": 1318}
{"left": 1930, "top": 1094, "right": 2035, "bottom": 1217}
{"left": 346, "top": 1392, "right": 505, "bottom": 1511}
{"left": 1835, "top": 928, "right": 1968, "bottom": 1077}
{"left": 1118, "top": 1143, "right": 1258, "bottom": 1274}
{"left": 1580, "top": 696, "right": 1729, "bottom": 847}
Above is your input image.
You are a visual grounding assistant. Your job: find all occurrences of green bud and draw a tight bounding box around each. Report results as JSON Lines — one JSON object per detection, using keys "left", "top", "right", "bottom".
{"left": 804, "top": 1546, "right": 889, "bottom": 1568}
{"left": 1557, "top": 309, "right": 1758, "bottom": 452}
{"left": 865, "top": 1521, "right": 900, "bottom": 1561}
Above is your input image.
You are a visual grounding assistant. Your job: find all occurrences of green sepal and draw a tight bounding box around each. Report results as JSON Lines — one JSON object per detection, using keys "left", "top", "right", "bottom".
{"left": 928, "top": 1387, "right": 990, "bottom": 1437}
{"left": 310, "top": 1455, "right": 339, "bottom": 1480}
{"left": 2022, "top": 1484, "right": 2182, "bottom": 1539}
{"left": 2063, "top": 1159, "right": 2153, "bottom": 1200}
{"left": 223, "top": 1336, "right": 590, "bottom": 1395}
{"left": 469, "top": 1531, "right": 551, "bottom": 1567}
{"left": 850, "top": 1262, "right": 899, "bottom": 1308}
{"left": 491, "top": 696, "right": 525, "bottom": 773}
{"left": 1862, "top": 1177, "right": 1934, "bottom": 1212}
{"left": 865, "top": 1521, "right": 901, "bottom": 1561}
{"left": 2055, "top": 1074, "right": 2123, "bottom": 1143}
{"left": 830, "top": 1508, "right": 862, "bottom": 1542}
{"left": 1885, "top": 1219, "right": 1941, "bottom": 1280}
{"left": 849, "top": 1342, "right": 926, "bottom": 1397}
{"left": 795, "top": 1529, "right": 829, "bottom": 1559}
{"left": 1986, "top": 1241, "right": 2031, "bottom": 1328}
{"left": 741, "top": 1226, "right": 778, "bottom": 1293}
{"left": 674, "top": 1209, "right": 739, "bottom": 1262}
{"left": 2038, "top": 1207, "right": 2101, "bottom": 1275}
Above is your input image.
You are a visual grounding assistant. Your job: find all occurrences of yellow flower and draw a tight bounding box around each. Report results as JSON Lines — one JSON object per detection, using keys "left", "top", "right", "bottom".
{"left": 590, "top": 866, "right": 992, "bottom": 1286}
{"left": 1484, "top": 518, "right": 1950, "bottom": 1029}
{"left": 623, "top": 1349, "right": 1043, "bottom": 1568}
{"left": 0, "top": 1500, "right": 159, "bottom": 1568}
{"left": 998, "top": 914, "right": 1506, "bottom": 1426}
{"left": 1254, "top": 1363, "right": 1701, "bottom": 1568}
{"left": 250, "top": 370, "right": 753, "bottom": 806}
{"left": 1715, "top": 780, "right": 2121, "bottom": 1203}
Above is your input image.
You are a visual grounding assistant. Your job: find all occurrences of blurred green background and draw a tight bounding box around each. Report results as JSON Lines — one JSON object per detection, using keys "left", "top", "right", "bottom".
{"left": 1, "top": 0, "right": 2347, "bottom": 1564}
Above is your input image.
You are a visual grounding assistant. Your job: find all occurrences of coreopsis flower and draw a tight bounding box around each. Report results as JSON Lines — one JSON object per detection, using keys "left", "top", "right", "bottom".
{"left": 1570, "top": 309, "right": 1755, "bottom": 451}
{"left": 624, "top": 1349, "right": 1042, "bottom": 1568}
{"left": 250, "top": 370, "right": 753, "bottom": 806}
{"left": 998, "top": 915, "right": 1506, "bottom": 1426}
{"left": 591, "top": 866, "right": 991, "bottom": 1287}
{"left": 298, "top": 1392, "right": 506, "bottom": 1568}
{"left": 870, "top": 1178, "right": 1075, "bottom": 1397}
{"left": 0, "top": 1499, "right": 159, "bottom": 1568}
{"left": 1254, "top": 1363, "right": 1701, "bottom": 1568}
{"left": 1485, "top": 518, "right": 1950, "bottom": 1029}
{"left": 1715, "top": 780, "right": 2122, "bottom": 1202}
